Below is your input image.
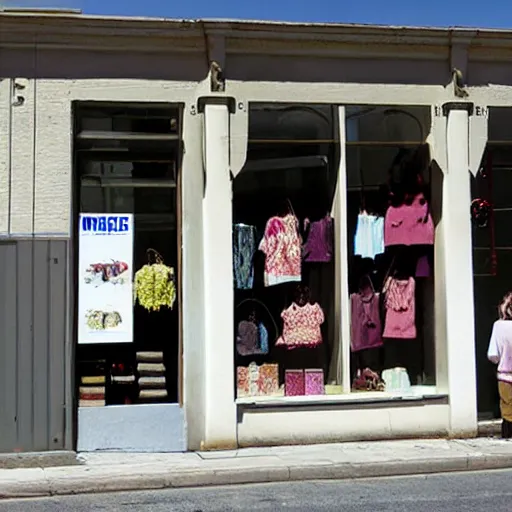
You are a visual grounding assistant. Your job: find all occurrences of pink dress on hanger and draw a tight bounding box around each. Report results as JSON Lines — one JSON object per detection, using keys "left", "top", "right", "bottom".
{"left": 276, "top": 302, "right": 324, "bottom": 349}
{"left": 259, "top": 214, "right": 302, "bottom": 287}
{"left": 384, "top": 194, "right": 434, "bottom": 247}
{"left": 383, "top": 277, "right": 416, "bottom": 339}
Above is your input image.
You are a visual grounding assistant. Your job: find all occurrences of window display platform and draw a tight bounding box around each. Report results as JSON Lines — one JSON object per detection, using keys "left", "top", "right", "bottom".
{"left": 77, "top": 404, "right": 186, "bottom": 452}
{"left": 236, "top": 385, "right": 443, "bottom": 407}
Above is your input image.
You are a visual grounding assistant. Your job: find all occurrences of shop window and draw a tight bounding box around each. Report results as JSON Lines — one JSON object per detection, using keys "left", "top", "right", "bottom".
{"left": 233, "top": 103, "right": 340, "bottom": 400}
{"left": 232, "top": 103, "right": 437, "bottom": 403}
{"left": 347, "top": 105, "right": 436, "bottom": 395}
{"left": 74, "top": 102, "right": 182, "bottom": 408}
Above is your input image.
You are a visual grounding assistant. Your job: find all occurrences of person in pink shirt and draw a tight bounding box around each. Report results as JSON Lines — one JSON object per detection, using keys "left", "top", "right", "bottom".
{"left": 487, "top": 292, "right": 512, "bottom": 438}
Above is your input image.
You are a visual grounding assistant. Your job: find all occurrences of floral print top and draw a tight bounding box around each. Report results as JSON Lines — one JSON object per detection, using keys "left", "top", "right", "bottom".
{"left": 276, "top": 302, "right": 324, "bottom": 349}
{"left": 259, "top": 214, "right": 302, "bottom": 287}
{"left": 382, "top": 277, "right": 416, "bottom": 339}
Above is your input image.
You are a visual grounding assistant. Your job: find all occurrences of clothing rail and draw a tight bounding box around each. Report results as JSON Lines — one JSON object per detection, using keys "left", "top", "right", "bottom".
{"left": 248, "top": 139, "right": 425, "bottom": 146}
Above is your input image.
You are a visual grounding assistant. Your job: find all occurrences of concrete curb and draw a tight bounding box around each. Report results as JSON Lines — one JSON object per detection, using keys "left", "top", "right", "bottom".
{"left": 0, "top": 451, "right": 79, "bottom": 470}
{"left": 1, "top": 453, "right": 512, "bottom": 499}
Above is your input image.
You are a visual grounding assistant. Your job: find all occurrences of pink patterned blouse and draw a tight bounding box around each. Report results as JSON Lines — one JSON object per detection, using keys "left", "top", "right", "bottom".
{"left": 259, "top": 214, "right": 302, "bottom": 287}
{"left": 382, "top": 277, "right": 416, "bottom": 339}
{"left": 276, "top": 302, "right": 324, "bottom": 349}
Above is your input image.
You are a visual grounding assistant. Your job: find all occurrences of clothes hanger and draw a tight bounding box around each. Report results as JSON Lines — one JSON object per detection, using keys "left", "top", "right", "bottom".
{"left": 235, "top": 298, "right": 279, "bottom": 341}
{"left": 286, "top": 197, "right": 297, "bottom": 218}
{"left": 358, "top": 273, "right": 376, "bottom": 296}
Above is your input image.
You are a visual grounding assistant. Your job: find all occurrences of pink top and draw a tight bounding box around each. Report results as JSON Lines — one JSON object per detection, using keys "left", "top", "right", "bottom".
{"left": 259, "top": 214, "right": 302, "bottom": 287}
{"left": 276, "top": 302, "right": 324, "bottom": 349}
{"left": 384, "top": 194, "right": 434, "bottom": 247}
{"left": 488, "top": 320, "right": 512, "bottom": 383}
{"left": 382, "top": 277, "right": 416, "bottom": 339}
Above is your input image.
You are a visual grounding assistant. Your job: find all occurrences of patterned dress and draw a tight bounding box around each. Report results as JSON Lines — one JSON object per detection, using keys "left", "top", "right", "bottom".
{"left": 382, "top": 277, "right": 416, "bottom": 339}
{"left": 259, "top": 214, "right": 301, "bottom": 287}
{"left": 276, "top": 302, "right": 324, "bottom": 349}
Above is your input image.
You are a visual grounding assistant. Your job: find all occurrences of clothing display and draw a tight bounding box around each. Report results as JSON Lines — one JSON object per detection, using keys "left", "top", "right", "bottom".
{"left": 382, "top": 367, "right": 412, "bottom": 394}
{"left": 236, "top": 320, "right": 269, "bottom": 356}
{"left": 138, "top": 376, "right": 166, "bottom": 388}
{"left": 304, "top": 368, "right": 325, "bottom": 395}
{"left": 237, "top": 362, "right": 279, "bottom": 397}
{"left": 352, "top": 368, "right": 385, "bottom": 392}
{"left": 415, "top": 254, "right": 431, "bottom": 277}
{"left": 303, "top": 215, "right": 334, "bottom": 262}
{"left": 354, "top": 212, "right": 384, "bottom": 260}
{"left": 350, "top": 291, "right": 383, "bottom": 352}
{"left": 136, "top": 351, "right": 165, "bottom": 363}
{"left": 79, "top": 361, "right": 106, "bottom": 407}
{"left": 383, "top": 277, "right": 416, "bottom": 339}
{"left": 81, "top": 375, "right": 105, "bottom": 385}
{"left": 79, "top": 381, "right": 106, "bottom": 407}
{"left": 384, "top": 194, "right": 434, "bottom": 247}
{"left": 233, "top": 223, "right": 257, "bottom": 289}
{"left": 259, "top": 213, "right": 302, "bottom": 287}
{"left": 285, "top": 369, "right": 305, "bottom": 396}
{"left": 276, "top": 302, "right": 324, "bottom": 349}
{"left": 136, "top": 352, "right": 167, "bottom": 403}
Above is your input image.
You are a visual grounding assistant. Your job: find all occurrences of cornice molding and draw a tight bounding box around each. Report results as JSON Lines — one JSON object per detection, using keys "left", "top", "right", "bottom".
{"left": 0, "top": 13, "right": 511, "bottom": 59}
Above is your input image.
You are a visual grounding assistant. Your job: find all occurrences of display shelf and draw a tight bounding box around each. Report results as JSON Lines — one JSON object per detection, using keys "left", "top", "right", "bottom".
{"left": 236, "top": 385, "right": 440, "bottom": 406}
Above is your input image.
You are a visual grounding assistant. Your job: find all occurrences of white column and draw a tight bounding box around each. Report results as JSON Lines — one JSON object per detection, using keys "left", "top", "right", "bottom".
{"left": 202, "top": 102, "right": 237, "bottom": 449}
{"left": 442, "top": 105, "right": 477, "bottom": 436}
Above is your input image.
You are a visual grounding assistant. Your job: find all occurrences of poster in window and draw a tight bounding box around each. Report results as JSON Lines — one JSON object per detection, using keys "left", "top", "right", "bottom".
{"left": 78, "top": 213, "right": 134, "bottom": 344}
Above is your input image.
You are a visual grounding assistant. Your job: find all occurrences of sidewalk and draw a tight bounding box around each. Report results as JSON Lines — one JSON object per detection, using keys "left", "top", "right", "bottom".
{"left": 1, "top": 437, "right": 512, "bottom": 499}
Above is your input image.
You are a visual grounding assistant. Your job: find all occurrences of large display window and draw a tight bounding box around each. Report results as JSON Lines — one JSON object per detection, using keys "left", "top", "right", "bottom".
{"left": 233, "top": 104, "right": 340, "bottom": 400}
{"left": 74, "top": 102, "right": 182, "bottom": 410}
{"left": 346, "top": 105, "right": 436, "bottom": 397}
{"left": 233, "top": 103, "right": 438, "bottom": 403}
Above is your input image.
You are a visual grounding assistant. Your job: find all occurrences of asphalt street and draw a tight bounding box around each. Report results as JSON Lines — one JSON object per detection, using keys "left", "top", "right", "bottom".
{"left": 1, "top": 469, "right": 511, "bottom": 511}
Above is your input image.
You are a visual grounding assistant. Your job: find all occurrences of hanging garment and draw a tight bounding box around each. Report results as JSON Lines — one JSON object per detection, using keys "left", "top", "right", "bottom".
{"left": 350, "top": 291, "right": 383, "bottom": 352}
{"left": 233, "top": 223, "right": 257, "bottom": 289}
{"left": 259, "top": 213, "right": 301, "bottom": 286}
{"left": 236, "top": 320, "right": 269, "bottom": 356}
{"left": 258, "top": 322, "right": 269, "bottom": 354}
{"left": 303, "top": 215, "right": 334, "bottom": 262}
{"left": 415, "top": 254, "right": 431, "bottom": 278}
{"left": 384, "top": 194, "right": 434, "bottom": 247}
{"left": 276, "top": 302, "right": 324, "bottom": 349}
{"left": 354, "top": 212, "right": 385, "bottom": 260}
{"left": 383, "top": 277, "right": 416, "bottom": 339}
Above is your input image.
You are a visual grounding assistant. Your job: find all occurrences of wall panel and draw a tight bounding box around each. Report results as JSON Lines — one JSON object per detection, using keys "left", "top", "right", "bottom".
{"left": 0, "top": 239, "right": 70, "bottom": 453}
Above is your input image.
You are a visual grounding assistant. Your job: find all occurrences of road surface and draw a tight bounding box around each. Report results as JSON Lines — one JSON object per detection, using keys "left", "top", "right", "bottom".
{"left": 1, "top": 469, "right": 511, "bottom": 511}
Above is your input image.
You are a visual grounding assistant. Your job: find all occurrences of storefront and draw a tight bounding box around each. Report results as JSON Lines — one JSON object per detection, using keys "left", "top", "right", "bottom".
{"left": 0, "top": 11, "right": 506, "bottom": 453}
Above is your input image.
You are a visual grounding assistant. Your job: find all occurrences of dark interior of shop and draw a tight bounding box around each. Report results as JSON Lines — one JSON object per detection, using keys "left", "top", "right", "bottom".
{"left": 472, "top": 112, "right": 512, "bottom": 418}
{"left": 73, "top": 103, "right": 181, "bottom": 407}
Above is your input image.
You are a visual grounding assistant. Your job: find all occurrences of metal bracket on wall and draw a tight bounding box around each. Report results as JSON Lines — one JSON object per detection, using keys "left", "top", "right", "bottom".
{"left": 12, "top": 78, "right": 27, "bottom": 107}
{"left": 451, "top": 68, "right": 469, "bottom": 99}
{"left": 210, "top": 61, "right": 225, "bottom": 93}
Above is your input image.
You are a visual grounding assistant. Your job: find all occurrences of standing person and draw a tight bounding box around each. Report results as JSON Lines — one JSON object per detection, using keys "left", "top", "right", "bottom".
{"left": 487, "top": 292, "right": 512, "bottom": 438}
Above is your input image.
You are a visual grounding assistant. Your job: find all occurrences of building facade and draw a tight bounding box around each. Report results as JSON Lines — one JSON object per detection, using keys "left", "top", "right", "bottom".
{"left": 0, "top": 11, "right": 510, "bottom": 453}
